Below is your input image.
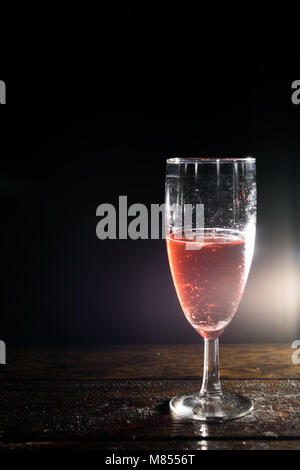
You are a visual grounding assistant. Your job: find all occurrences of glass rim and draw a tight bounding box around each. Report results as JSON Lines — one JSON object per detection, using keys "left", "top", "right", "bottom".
{"left": 167, "top": 157, "right": 255, "bottom": 164}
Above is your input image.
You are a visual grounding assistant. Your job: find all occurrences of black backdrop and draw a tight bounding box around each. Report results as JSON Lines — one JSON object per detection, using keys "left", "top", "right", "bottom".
{"left": 1, "top": 56, "right": 300, "bottom": 346}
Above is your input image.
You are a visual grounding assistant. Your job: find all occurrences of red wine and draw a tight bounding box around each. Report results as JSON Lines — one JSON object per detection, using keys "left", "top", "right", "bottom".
{"left": 166, "top": 229, "right": 250, "bottom": 339}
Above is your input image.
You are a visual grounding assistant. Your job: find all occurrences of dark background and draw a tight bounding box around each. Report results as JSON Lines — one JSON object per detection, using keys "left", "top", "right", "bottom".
{"left": 1, "top": 50, "right": 300, "bottom": 346}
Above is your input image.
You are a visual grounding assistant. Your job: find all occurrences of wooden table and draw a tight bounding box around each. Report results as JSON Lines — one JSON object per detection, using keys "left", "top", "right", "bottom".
{"left": 0, "top": 344, "right": 300, "bottom": 451}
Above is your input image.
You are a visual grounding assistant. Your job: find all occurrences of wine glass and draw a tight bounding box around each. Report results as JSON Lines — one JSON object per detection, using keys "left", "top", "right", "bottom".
{"left": 165, "top": 157, "right": 256, "bottom": 422}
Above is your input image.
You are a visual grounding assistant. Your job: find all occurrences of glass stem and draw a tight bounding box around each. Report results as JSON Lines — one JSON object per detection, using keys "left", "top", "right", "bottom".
{"left": 200, "top": 338, "right": 222, "bottom": 396}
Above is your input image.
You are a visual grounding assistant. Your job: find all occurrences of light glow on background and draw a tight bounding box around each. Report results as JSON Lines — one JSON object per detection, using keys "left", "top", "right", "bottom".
{"left": 244, "top": 250, "right": 300, "bottom": 338}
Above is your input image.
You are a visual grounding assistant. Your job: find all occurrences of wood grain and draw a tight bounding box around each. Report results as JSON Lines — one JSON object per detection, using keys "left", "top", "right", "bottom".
{"left": 0, "top": 344, "right": 298, "bottom": 380}
{"left": 1, "top": 440, "right": 300, "bottom": 451}
{"left": 0, "top": 345, "right": 300, "bottom": 450}
{"left": 0, "top": 379, "right": 300, "bottom": 442}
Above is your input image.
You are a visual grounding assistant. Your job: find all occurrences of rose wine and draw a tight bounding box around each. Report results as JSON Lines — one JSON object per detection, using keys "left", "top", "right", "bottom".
{"left": 166, "top": 229, "right": 251, "bottom": 339}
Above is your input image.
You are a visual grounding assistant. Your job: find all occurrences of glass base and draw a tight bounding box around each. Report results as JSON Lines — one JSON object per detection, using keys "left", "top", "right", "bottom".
{"left": 170, "top": 391, "right": 254, "bottom": 422}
